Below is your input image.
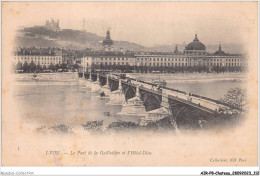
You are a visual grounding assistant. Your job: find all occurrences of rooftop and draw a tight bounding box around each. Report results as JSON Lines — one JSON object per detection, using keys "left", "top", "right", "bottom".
{"left": 185, "top": 34, "right": 206, "bottom": 51}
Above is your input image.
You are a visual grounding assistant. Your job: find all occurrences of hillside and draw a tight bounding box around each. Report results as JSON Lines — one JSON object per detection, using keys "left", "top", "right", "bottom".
{"left": 16, "top": 26, "right": 143, "bottom": 51}
{"left": 16, "top": 26, "right": 244, "bottom": 54}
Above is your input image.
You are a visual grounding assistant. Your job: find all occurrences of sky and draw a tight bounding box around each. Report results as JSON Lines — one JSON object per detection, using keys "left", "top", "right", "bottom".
{"left": 4, "top": 1, "right": 258, "bottom": 47}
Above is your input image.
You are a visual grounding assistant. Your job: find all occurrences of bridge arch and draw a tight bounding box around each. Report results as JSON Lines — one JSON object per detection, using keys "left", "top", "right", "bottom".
{"left": 123, "top": 86, "right": 136, "bottom": 101}
{"left": 169, "top": 101, "right": 216, "bottom": 130}
{"left": 99, "top": 76, "right": 107, "bottom": 86}
{"left": 140, "top": 91, "right": 161, "bottom": 111}
{"left": 91, "top": 74, "right": 97, "bottom": 81}
{"left": 109, "top": 79, "right": 119, "bottom": 91}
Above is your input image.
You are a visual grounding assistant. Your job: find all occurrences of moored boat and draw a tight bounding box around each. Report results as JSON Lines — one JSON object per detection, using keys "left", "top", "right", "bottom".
{"left": 152, "top": 75, "right": 167, "bottom": 86}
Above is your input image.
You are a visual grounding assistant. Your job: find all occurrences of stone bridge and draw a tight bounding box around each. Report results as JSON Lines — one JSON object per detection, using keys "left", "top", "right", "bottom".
{"left": 80, "top": 72, "right": 240, "bottom": 129}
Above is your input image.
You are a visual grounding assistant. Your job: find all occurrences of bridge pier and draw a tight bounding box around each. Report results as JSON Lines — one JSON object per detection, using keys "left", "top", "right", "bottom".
{"left": 84, "top": 72, "right": 89, "bottom": 79}
{"left": 140, "top": 89, "right": 178, "bottom": 131}
{"left": 91, "top": 73, "right": 101, "bottom": 93}
{"left": 78, "top": 72, "right": 83, "bottom": 78}
{"left": 118, "top": 84, "right": 147, "bottom": 116}
{"left": 85, "top": 71, "right": 92, "bottom": 88}
{"left": 78, "top": 72, "right": 86, "bottom": 86}
{"left": 100, "top": 74, "right": 111, "bottom": 97}
{"left": 89, "top": 71, "right": 92, "bottom": 80}
{"left": 107, "top": 79, "right": 125, "bottom": 105}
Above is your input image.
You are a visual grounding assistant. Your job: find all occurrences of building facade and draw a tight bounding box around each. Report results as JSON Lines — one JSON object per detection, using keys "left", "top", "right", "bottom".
{"left": 81, "top": 32, "right": 247, "bottom": 72}
{"left": 81, "top": 52, "right": 135, "bottom": 72}
{"left": 13, "top": 47, "right": 63, "bottom": 67}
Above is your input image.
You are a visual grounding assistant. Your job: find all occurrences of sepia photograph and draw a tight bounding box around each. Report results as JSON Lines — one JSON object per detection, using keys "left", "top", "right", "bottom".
{"left": 1, "top": 1, "right": 259, "bottom": 174}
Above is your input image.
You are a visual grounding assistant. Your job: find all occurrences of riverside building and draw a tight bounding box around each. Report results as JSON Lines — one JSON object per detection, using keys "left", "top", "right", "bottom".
{"left": 80, "top": 31, "right": 247, "bottom": 72}
{"left": 13, "top": 47, "right": 63, "bottom": 67}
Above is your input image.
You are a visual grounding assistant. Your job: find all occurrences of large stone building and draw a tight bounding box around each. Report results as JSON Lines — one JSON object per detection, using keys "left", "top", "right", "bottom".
{"left": 81, "top": 52, "right": 135, "bottom": 72}
{"left": 81, "top": 31, "right": 247, "bottom": 72}
{"left": 13, "top": 47, "right": 63, "bottom": 67}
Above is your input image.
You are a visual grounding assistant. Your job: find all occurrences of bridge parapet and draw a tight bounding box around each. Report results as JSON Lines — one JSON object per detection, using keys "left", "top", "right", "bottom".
{"left": 122, "top": 78, "right": 232, "bottom": 113}
{"left": 128, "top": 80, "right": 155, "bottom": 91}
{"left": 189, "top": 95, "right": 222, "bottom": 111}
{"left": 163, "top": 88, "right": 232, "bottom": 113}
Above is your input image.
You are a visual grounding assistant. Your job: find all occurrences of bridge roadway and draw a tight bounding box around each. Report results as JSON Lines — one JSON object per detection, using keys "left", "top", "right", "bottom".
{"left": 88, "top": 72, "right": 237, "bottom": 115}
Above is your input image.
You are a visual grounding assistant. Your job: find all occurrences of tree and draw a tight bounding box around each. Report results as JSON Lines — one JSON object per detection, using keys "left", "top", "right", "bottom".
{"left": 61, "top": 63, "right": 68, "bottom": 71}
{"left": 42, "top": 65, "right": 47, "bottom": 71}
{"left": 36, "top": 63, "right": 42, "bottom": 73}
{"left": 220, "top": 88, "right": 247, "bottom": 110}
{"left": 29, "top": 61, "right": 36, "bottom": 73}
{"left": 22, "top": 61, "right": 29, "bottom": 73}
{"left": 54, "top": 64, "right": 60, "bottom": 72}
{"left": 16, "top": 61, "right": 23, "bottom": 71}
{"left": 48, "top": 63, "right": 54, "bottom": 71}
{"left": 73, "top": 63, "right": 80, "bottom": 70}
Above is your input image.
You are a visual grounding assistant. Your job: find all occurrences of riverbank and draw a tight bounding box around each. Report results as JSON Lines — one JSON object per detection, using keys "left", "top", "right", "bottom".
{"left": 13, "top": 72, "right": 78, "bottom": 81}
{"left": 129, "top": 72, "right": 247, "bottom": 83}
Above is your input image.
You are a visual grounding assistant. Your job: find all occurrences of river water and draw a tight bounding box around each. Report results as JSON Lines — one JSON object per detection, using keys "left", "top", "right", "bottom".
{"left": 13, "top": 72, "right": 246, "bottom": 132}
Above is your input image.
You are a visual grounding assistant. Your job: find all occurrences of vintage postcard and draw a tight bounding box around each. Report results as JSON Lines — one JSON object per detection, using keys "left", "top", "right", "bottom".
{"left": 1, "top": 1, "right": 258, "bottom": 170}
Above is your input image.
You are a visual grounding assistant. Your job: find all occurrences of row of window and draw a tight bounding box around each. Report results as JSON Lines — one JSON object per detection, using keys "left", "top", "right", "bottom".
{"left": 83, "top": 61, "right": 245, "bottom": 67}
{"left": 99, "top": 58, "right": 130, "bottom": 61}
{"left": 136, "top": 58, "right": 242, "bottom": 62}
{"left": 15, "top": 57, "right": 62, "bottom": 61}
{"left": 137, "top": 58, "right": 188, "bottom": 61}
{"left": 15, "top": 56, "right": 61, "bottom": 58}
{"left": 15, "top": 60, "right": 61, "bottom": 64}
{"left": 84, "top": 57, "right": 132, "bottom": 61}
{"left": 87, "top": 62, "right": 246, "bottom": 67}
{"left": 84, "top": 57, "right": 243, "bottom": 63}
{"left": 90, "top": 60, "right": 243, "bottom": 65}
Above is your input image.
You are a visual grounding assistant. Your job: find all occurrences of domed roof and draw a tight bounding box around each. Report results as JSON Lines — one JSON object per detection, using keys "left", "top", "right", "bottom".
{"left": 186, "top": 34, "right": 206, "bottom": 51}
{"left": 214, "top": 44, "right": 226, "bottom": 56}
{"left": 103, "top": 29, "right": 113, "bottom": 46}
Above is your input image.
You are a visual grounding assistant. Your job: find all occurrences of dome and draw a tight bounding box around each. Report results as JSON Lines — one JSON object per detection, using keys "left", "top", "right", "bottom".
{"left": 186, "top": 34, "right": 206, "bottom": 51}
{"left": 214, "top": 44, "right": 226, "bottom": 56}
{"left": 214, "top": 50, "right": 225, "bottom": 56}
{"left": 103, "top": 29, "right": 113, "bottom": 46}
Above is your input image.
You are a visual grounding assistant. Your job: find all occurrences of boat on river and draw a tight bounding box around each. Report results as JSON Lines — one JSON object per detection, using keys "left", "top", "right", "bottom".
{"left": 152, "top": 75, "right": 167, "bottom": 86}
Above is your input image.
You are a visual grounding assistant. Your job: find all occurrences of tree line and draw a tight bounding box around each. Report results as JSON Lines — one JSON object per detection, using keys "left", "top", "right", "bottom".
{"left": 12, "top": 60, "right": 80, "bottom": 73}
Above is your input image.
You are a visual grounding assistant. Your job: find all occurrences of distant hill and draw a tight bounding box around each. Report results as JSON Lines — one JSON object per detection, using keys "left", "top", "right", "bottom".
{"left": 16, "top": 26, "right": 143, "bottom": 51}
{"left": 16, "top": 26, "right": 244, "bottom": 54}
